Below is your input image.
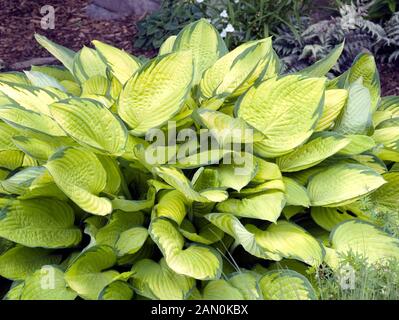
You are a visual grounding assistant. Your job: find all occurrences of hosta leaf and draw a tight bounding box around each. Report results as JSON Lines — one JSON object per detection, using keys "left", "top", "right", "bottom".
{"left": 282, "top": 177, "right": 310, "bottom": 207}
{"left": 373, "top": 118, "right": 399, "bottom": 151}
{"left": 0, "top": 246, "right": 61, "bottom": 280}
{"left": 20, "top": 266, "right": 77, "bottom": 300}
{"left": 153, "top": 166, "right": 228, "bottom": 203}
{"left": 238, "top": 75, "right": 325, "bottom": 157}
{"left": 334, "top": 80, "right": 373, "bottom": 135}
{"left": 368, "top": 172, "right": 399, "bottom": 211}
{"left": 216, "top": 191, "right": 286, "bottom": 222}
{"left": 299, "top": 42, "right": 344, "bottom": 77}
{"left": 153, "top": 190, "right": 188, "bottom": 225}
{"left": 12, "top": 135, "right": 74, "bottom": 161}
{"left": 30, "top": 65, "right": 75, "bottom": 82}
{"left": 0, "top": 150, "right": 25, "bottom": 170}
{"left": 205, "top": 213, "right": 281, "bottom": 260}
{"left": 99, "top": 280, "right": 133, "bottom": 300}
{"left": 311, "top": 207, "right": 360, "bottom": 231}
{"left": 276, "top": 133, "right": 350, "bottom": 172}
{"left": 115, "top": 227, "right": 148, "bottom": 256}
{"left": 337, "top": 134, "right": 375, "bottom": 156}
{"left": 24, "top": 71, "right": 66, "bottom": 92}
{"left": 308, "top": 163, "right": 386, "bottom": 207}
{"left": 130, "top": 258, "right": 195, "bottom": 300}
{"left": 96, "top": 210, "right": 144, "bottom": 248}
{"left": 65, "top": 245, "right": 119, "bottom": 300}
{"left": 173, "top": 19, "right": 227, "bottom": 84}
{"left": 118, "top": 51, "right": 193, "bottom": 136}
{"left": 93, "top": 40, "right": 142, "bottom": 85}
{"left": 315, "top": 89, "right": 348, "bottom": 131}
{"left": 0, "top": 105, "right": 65, "bottom": 137}
{"left": 248, "top": 221, "right": 324, "bottom": 266}
{"left": 347, "top": 53, "right": 381, "bottom": 111}
{"left": 194, "top": 108, "right": 264, "bottom": 145}
{"left": 330, "top": 220, "right": 399, "bottom": 265}
{"left": 45, "top": 148, "right": 112, "bottom": 215}
{"left": 0, "top": 81, "right": 68, "bottom": 116}
{"left": 81, "top": 75, "right": 109, "bottom": 96}
{"left": 50, "top": 98, "right": 127, "bottom": 155}
{"left": 179, "top": 219, "right": 224, "bottom": 245}
{"left": 201, "top": 280, "right": 244, "bottom": 300}
{"left": 200, "top": 38, "right": 274, "bottom": 103}
{"left": 149, "top": 218, "right": 222, "bottom": 280}
{"left": 0, "top": 122, "right": 19, "bottom": 150}
{"left": 34, "top": 34, "right": 76, "bottom": 73}
{"left": 252, "top": 157, "right": 282, "bottom": 183}
{"left": 0, "top": 198, "right": 81, "bottom": 248}
{"left": 159, "top": 35, "right": 177, "bottom": 55}
{"left": 259, "top": 270, "right": 317, "bottom": 300}
{"left": 72, "top": 46, "right": 107, "bottom": 83}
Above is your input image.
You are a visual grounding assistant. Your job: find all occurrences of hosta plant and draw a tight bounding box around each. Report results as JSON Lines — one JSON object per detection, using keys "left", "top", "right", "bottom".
{"left": 0, "top": 19, "right": 398, "bottom": 300}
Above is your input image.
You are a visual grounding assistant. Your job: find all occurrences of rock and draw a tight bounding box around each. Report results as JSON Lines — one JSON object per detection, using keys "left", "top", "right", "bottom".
{"left": 87, "top": 0, "right": 161, "bottom": 20}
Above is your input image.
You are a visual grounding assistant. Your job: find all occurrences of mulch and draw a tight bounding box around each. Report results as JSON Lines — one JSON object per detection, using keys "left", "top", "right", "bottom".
{"left": 0, "top": 0, "right": 397, "bottom": 95}
{"left": 0, "top": 0, "right": 154, "bottom": 69}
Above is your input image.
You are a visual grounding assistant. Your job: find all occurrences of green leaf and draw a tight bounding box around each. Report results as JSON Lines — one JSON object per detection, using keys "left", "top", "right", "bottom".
{"left": 238, "top": 75, "right": 326, "bottom": 157}
{"left": 368, "top": 172, "right": 399, "bottom": 211}
{"left": 315, "top": 89, "right": 348, "bottom": 131}
{"left": 259, "top": 270, "right": 317, "bottom": 300}
{"left": 96, "top": 210, "right": 144, "bottom": 248}
{"left": 337, "top": 135, "right": 375, "bottom": 156}
{"left": 20, "top": 266, "right": 77, "bottom": 300}
{"left": 0, "top": 150, "right": 25, "bottom": 170}
{"left": 248, "top": 221, "right": 324, "bottom": 266}
{"left": 0, "top": 105, "right": 66, "bottom": 137}
{"left": 0, "top": 81, "right": 68, "bottom": 116}
{"left": 373, "top": 118, "right": 399, "bottom": 151}
{"left": 0, "top": 246, "right": 61, "bottom": 280}
{"left": 34, "top": 34, "right": 76, "bottom": 73}
{"left": 179, "top": 219, "right": 224, "bottom": 245}
{"left": 201, "top": 280, "right": 245, "bottom": 300}
{"left": 130, "top": 258, "right": 195, "bottom": 300}
{"left": 199, "top": 38, "right": 274, "bottom": 103}
{"left": 93, "top": 40, "right": 142, "bottom": 85}
{"left": 99, "top": 280, "right": 133, "bottom": 300}
{"left": 330, "top": 220, "right": 399, "bottom": 265}
{"left": 311, "top": 206, "right": 360, "bottom": 231}
{"left": 0, "top": 198, "right": 81, "bottom": 248}
{"left": 115, "top": 227, "right": 148, "bottom": 256}
{"left": 173, "top": 19, "right": 227, "bottom": 84}
{"left": 50, "top": 97, "right": 127, "bottom": 155}
{"left": 334, "top": 80, "right": 373, "bottom": 135}
{"left": 205, "top": 213, "right": 281, "bottom": 260}
{"left": 149, "top": 218, "right": 222, "bottom": 280}
{"left": 159, "top": 36, "right": 177, "bottom": 55}
{"left": 118, "top": 51, "right": 193, "bottom": 136}
{"left": 282, "top": 177, "right": 310, "bottom": 207}
{"left": 153, "top": 190, "right": 188, "bottom": 225}
{"left": 72, "top": 47, "right": 107, "bottom": 83}
{"left": 24, "top": 71, "right": 66, "bottom": 92}
{"left": 299, "top": 42, "right": 344, "bottom": 77}
{"left": 307, "top": 163, "right": 386, "bottom": 207}
{"left": 277, "top": 133, "right": 350, "bottom": 172}
{"left": 65, "top": 245, "right": 118, "bottom": 300}
{"left": 154, "top": 166, "right": 228, "bottom": 203}
{"left": 347, "top": 53, "right": 381, "bottom": 111}
{"left": 216, "top": 191, "right": 286, "bottom": 222}
{"left": 45, "top": 147, "right": 112, "bottom": 215}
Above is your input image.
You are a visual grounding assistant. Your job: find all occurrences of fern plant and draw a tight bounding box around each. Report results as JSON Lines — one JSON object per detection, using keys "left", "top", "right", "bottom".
{"left": 274, "top": 1, "right": 399, "bottom": 74}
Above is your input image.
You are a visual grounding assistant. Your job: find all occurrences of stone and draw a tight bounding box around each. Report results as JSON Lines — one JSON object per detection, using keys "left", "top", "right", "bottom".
{"left": 87, "top": 0, "right": 161, "bottom": 20}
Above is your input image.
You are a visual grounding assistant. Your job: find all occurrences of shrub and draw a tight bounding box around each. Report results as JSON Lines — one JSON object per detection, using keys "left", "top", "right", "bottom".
{"left": 0, "top": 19, "right": 398, "bottom": 300}
{"left": 134, "top": 0, "right": 311, "bottom": 51}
